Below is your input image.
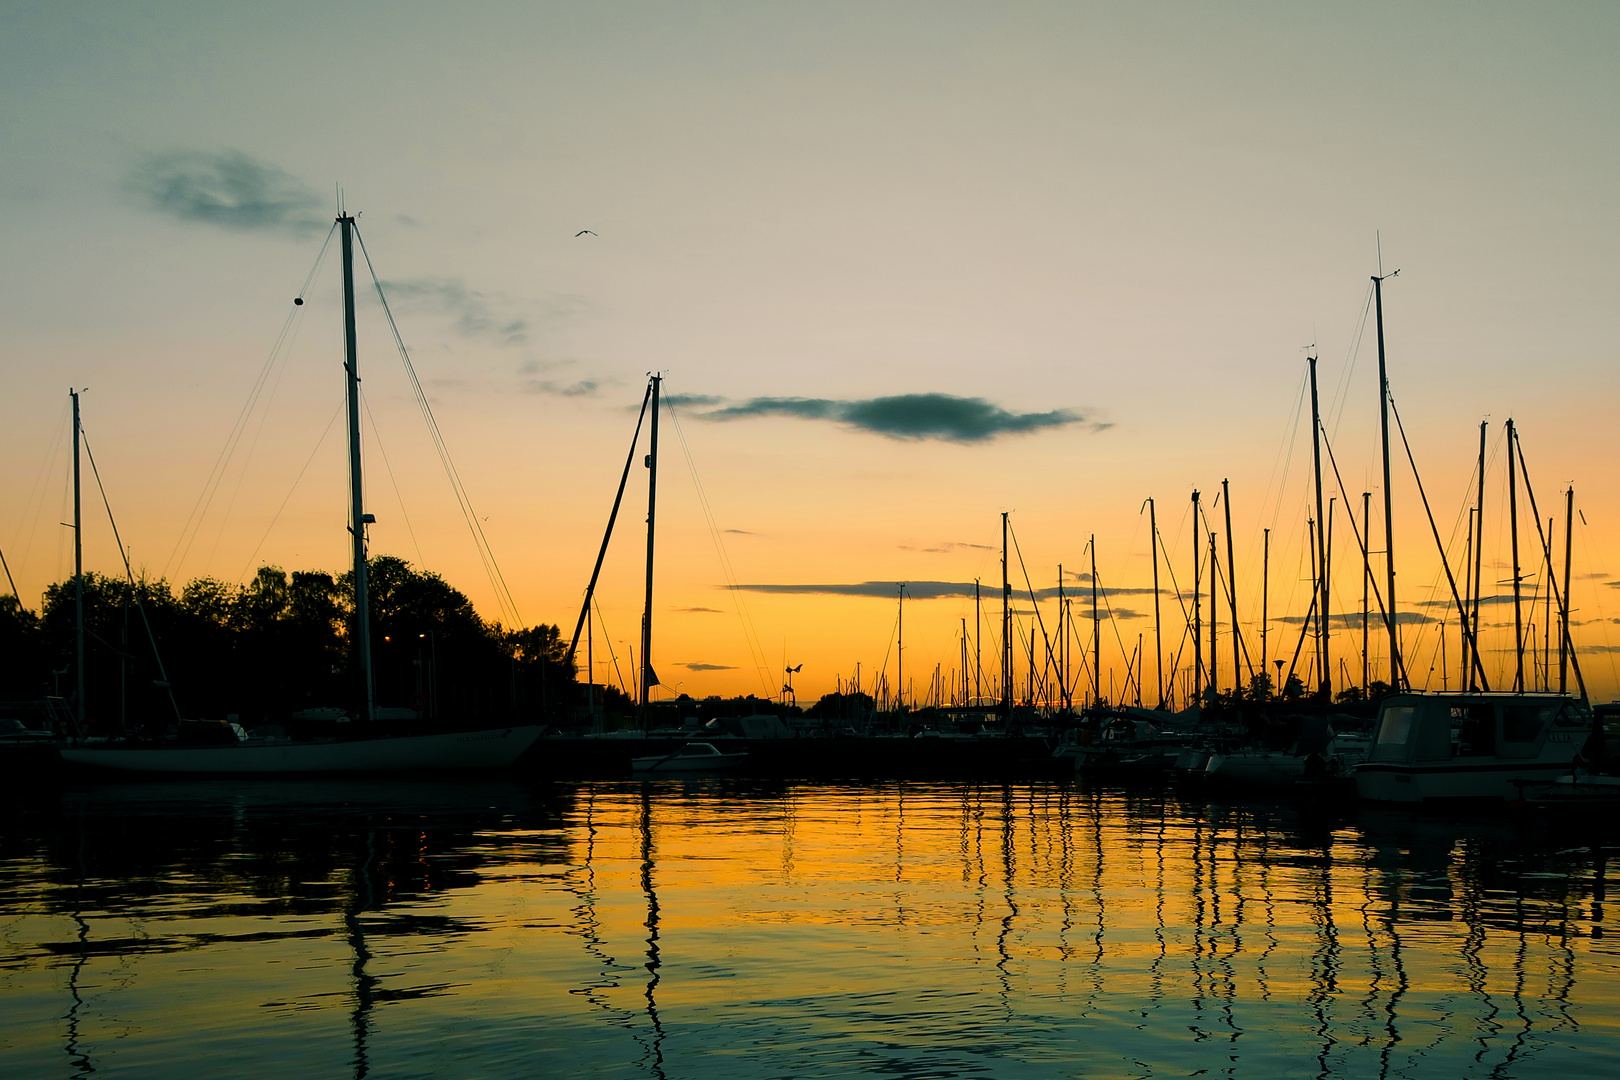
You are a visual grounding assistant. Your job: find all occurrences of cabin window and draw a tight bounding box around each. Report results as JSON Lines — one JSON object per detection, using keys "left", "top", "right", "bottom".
{"left": 1452, "top": 704, "right": 1496, "bottom": 757}
{"left": 1377, "top": 706, "right": 1415, "bottom": 745}
{"left": 1503, "top": 705, "right": 1552, "bottom": 745}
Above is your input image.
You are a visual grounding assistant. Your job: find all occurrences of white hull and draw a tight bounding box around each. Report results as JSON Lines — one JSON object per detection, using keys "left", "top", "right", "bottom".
{"left": 60, "top": 726, "right": 544, "bottom": 774}
{"left": 1355, "top": 760, "right": 1575, "bottom": 803}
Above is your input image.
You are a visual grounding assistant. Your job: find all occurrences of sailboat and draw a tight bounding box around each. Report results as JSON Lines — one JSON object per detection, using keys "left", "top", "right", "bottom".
{"left": 61, "top": 212, "right": 543, "bottom": 774}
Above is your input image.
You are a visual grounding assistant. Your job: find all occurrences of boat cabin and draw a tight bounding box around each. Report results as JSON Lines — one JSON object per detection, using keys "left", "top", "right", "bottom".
{"left": 1366, "top": 692, "right": 1589, "bottom": 766}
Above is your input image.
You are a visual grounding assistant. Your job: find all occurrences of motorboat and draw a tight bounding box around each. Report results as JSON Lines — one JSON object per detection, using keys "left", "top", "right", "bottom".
{"left": 1354, "top": 692, "right": 1592, "bottom": 803}
{"left": 631, "top": 741, "right": 749, "bottom": 773}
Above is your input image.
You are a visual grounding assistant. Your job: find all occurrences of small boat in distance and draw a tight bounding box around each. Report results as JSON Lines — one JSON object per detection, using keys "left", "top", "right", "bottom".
{"left": 631, "top": 742, "right": 749, "bottom": 773}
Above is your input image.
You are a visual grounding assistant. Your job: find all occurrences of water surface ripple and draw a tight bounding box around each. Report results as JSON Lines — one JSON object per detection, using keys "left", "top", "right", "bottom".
{"left": 1, "top": 780, "right": 1616, "bottom": 1078}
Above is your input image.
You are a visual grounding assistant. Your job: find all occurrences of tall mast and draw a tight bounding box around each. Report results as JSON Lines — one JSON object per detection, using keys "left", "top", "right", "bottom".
{"left": 1222, "top": 478, "right": 1240, "bottom": 691}
{"left": 1058, "top": 565, "right": 1069, "bottom": 710}
{"left": 1362, "top": 492, "right": 1371, "bottom": 693}
{"left": 1307, "top": 515, "right": 1318, "bottom": 691}
{"left": 1090, "top": 536, "right": 1100, "bottom": 707}
{"left": 1001, "top": 513, "right": 1011, "bottom": 718}
{"left": 897, "top": 582, "right": 904, "bottom": 710}
{"left": 960, "top": 618, "right": 969, "bottom": 707}
{"left": 1561, "top": 486, "right": 1573, "bottom": 693}
{"left": 1191, "top": 489, "right": 1202, "bottom": 705}
{"left": 1260, "top": 527, "right": 1269, "bottom": 688}
{"left": 71, "top": 389, "right": 84, "bottom": 726}
{"left": 1507, "top": 416, "right": 1523, "bottom": 692}
{"left": 1324, "top": 497, "right": 1335, "bottom": 699}
{"left": 1308, "top": 354, "right": 1330, "bottom": 699}
{"left": 1148, "top": 498, "right": 1163, "bottom": 709}
{"left": 1209, "top": 531, "right": 1218, "bottom": 697}
{"left": 339, "top": 213, "right": 375, "bottom": 724}
{"left": 1470, "top": 420, "right": 1486, "bottom": 691}
{"left": 1372, "top": 271, "right": 1402, "bottom": 687}
{"left": 1462, "top": 508, "right": 1474, "bottom": 689}
{"left": 640, "top": 374, "right": 661, "bottom": 712}
{"left": 974, "top": 578, "right": 981, "bottom": 707}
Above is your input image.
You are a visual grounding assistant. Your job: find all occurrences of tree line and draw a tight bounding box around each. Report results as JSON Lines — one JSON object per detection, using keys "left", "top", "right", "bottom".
{"left": 0, "top": 556, "right": 577, "bottom": 731}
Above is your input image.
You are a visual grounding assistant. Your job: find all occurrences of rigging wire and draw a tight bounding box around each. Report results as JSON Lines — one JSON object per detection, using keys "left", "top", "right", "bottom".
{"left": 663, "top": 398, "right": 777, "bottom": 699}
{"left": 593, "top": 595, "right": 630, "bottom": 697}
{"left": 9, "top": 403, "right": 70, "bottom": 595}
{"left": 166, "top": 222, "right": 336, "bottom": 580}
{"left": 236, "top": 404, "right": 345, "bottom": 581}
{"left": 353, "top": 225, "right": 521, "bottom": 628}
{"left": 78, "top": 428, "right": 183, "bottom": 722}
{"left": 359, "top": 389, "right": 427, "bottom": 568}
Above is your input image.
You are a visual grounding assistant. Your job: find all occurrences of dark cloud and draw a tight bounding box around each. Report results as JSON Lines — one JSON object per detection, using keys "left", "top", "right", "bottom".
{"left": 127, "top": 150, "right": 326, "bottom": 236}
{"left": 900, "top": 541, "right": 995, "bottom": 554}
{"left": 381, "top": 278, "right": 529, "bottom": 345}
{"left": 674, "top": 606, "right": 724, "bottom": 613}
{"left": 724, "top": 529, "right": 756, "bottom": 536}
{"left": 664, "top": 393, "right": 725, "bottom": 409}
{"left": 686, "top": 393, "right": 1093, "bottom": 443}
{"left": 730, "top": 580, "right": 1156, "bottom": 601}
{"left": 680, "top": 662, "right": 736, "bottom": 671}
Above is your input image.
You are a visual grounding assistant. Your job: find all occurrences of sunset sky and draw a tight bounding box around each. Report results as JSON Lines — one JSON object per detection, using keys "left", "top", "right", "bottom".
{"left": 3, "top": 2, "right": 1617, "bottom": 706}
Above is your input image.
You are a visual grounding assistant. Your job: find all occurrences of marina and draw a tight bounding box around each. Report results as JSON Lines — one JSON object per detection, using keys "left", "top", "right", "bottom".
{"left": 3, "top": 6, "right": 1618, "bottom": 1077}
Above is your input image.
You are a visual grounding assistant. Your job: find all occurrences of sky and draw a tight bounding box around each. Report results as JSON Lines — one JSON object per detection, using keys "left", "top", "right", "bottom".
{"left": 3, "top": 1, "right": 1618, "bottom": 706}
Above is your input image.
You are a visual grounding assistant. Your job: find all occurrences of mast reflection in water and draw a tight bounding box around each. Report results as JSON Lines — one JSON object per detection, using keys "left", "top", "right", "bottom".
{"left": 1, "top": 780, "right": 1617, "bottom": 1078}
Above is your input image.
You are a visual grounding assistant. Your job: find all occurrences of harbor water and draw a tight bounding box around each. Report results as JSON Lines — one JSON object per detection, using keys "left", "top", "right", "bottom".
{"left": 2, "top": 779, "right": 1617, "bottom": 1078}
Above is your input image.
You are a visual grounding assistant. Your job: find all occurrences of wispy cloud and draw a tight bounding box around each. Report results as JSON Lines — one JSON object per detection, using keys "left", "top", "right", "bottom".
{"left": 1275, "top": 611, "right": 1436, "bottom": 625}
{"left": 381, "top": 278, "right": 529, "bottom": 346}
{"left": 730, "top": 580, "right": 1155, "bottom": 601}
{"left": 724, "top": 529, "right": 756, "bottom": 536}
{"left": 522, "top": 378, "right": 598, "bottom": 397}
{"left": 900, "top": 541, "right": 995, "bottom": 554}
{"left": 680, "top": 661, "right": 736, "bottom": 671}
{"left": 676, "top": 392, "right": 1099, "bottom": 443}
{"left": 674, "top": 606, "right": 724, "bottom": 613}
{"left": 126, "top": 150, "right": 325, "bottom": 236}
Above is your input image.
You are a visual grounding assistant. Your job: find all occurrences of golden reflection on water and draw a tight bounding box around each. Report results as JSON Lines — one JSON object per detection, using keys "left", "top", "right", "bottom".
{"left": 1, "top": 780, "right": 1618, "bottom": 1079}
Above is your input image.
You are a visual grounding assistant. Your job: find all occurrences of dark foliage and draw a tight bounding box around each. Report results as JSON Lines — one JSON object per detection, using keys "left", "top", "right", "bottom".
{"left": 1, "top": 557, "right": 575, "bottom": 730}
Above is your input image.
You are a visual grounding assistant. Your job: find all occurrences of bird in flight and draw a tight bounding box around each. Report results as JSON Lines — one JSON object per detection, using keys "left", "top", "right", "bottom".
{"left": 576, "top": 230, "right": 596, "bottom": 237}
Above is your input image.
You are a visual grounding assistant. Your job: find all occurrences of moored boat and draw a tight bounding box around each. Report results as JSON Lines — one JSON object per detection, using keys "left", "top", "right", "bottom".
{"left": 1354, "top": 692, "right": 1592, "bottom": 803}
{"left": 631, "top": 741, "right": 749, "bottom": 773}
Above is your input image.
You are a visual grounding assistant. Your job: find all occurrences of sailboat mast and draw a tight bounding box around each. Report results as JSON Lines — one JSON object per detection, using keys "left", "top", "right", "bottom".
{"left": 1561, "top": 485, "right": 1573, "bottom": 693}
{"left": 72, "top": 389, "right": 84, "bottom": 726}
{"left": 339, "top": 214, "right": 375, "bottom": 724}
{"left": 1058, "top": 566, "right": 1069, "bottom": 710}
{"left": 974, "top": 578, "right": 981, "bottom": 706}
{"left": 1261, "top": 527, "right": 1269, "bottom": 687}
{"left": 1209, "top": 531, "right": 1218, "bottom": 697}
{"left": 1090, "top": 536, "right": 1100, "bottom": 707}
{"left": 1148, "top": 498, "right": 1163, "bottom": 709}
{"left": 1470, "top": 420, "right": 1486, "bottom": 691}
{"left": 1001, "top": 512, "right": 1011, "bottom": 718}
{"left": 1373, "top": 272, "right": 1402, "bottom": 687}
{"left": 1222, "top": 478, "right": 1240, "bottom": 689}
{"left": 897, "top": 582, "right": 904, "bottom": 711}
{"left": 641, "top": 374, "right": 662, "bottom": 712}
{"left": 1191, "top": 489, "right": 1202, "bottom": 705}
{"left": 1507, "top": 417, "right": 1523, "bottom": 692}
{"left": 1362, "top": 492, "right": 1371, "bottom": 693}
{"left": 1308, "top": 354, "right": 1330, "bottom": 699}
